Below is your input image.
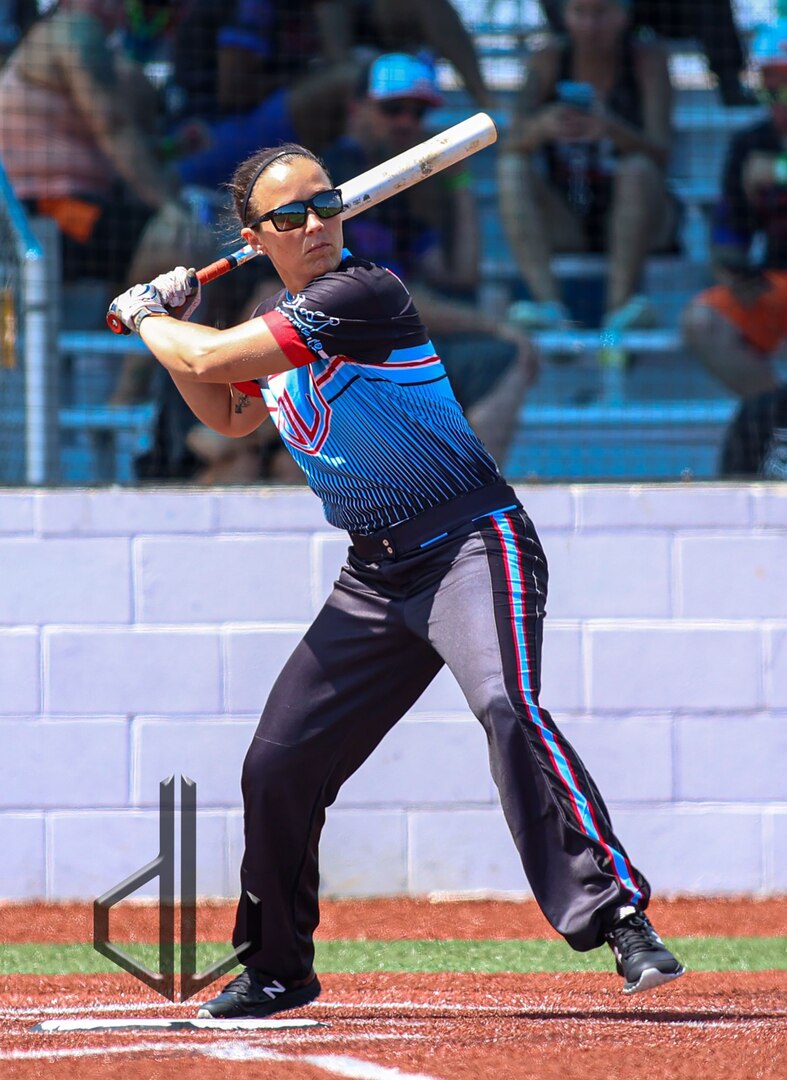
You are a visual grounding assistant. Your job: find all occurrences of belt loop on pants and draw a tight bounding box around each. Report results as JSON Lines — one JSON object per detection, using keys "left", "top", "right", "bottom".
{"left": 349, "top": 483, "right": 521, "bottom": 561}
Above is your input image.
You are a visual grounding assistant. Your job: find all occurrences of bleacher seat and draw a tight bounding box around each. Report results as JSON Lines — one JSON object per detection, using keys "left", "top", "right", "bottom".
{"left": 58, "top": 330, "right": 154, "bottom": 484}
{"left": 57, "top": 279, "right": 156, "bottom": 484}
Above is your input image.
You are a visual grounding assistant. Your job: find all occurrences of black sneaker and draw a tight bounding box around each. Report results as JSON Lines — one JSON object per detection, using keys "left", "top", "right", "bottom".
{"left": 197, "top": 967, "right": 321, "bottom": 1019}
{"left": 605, "top": 906, "right": 685, "bottom": 994}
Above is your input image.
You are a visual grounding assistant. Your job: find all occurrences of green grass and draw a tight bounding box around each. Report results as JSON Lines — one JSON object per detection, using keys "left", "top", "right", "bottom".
{"left": 0, "top": 937, "right": 784, "bottom": 975}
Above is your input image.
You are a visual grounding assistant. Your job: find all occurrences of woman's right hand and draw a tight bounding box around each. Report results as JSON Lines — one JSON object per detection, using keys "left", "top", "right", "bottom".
{"left": 149, "top": 266, "right": 202, "bottom": 321}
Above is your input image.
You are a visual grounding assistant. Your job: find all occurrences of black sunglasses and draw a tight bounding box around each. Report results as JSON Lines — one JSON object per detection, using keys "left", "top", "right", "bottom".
{"left": 247, "top": 188, "right": 344, "bottom": 231}
{"left": 377, "top": 99, "right": 429, "bottom": 121}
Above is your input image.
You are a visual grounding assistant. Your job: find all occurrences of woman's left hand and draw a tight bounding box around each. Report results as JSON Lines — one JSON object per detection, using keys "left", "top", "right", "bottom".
{"left": 108, "top": 283, "right": 168, "bottom": 334}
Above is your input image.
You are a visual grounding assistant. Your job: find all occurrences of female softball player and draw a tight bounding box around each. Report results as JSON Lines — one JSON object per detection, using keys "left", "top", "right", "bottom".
{"left": 109, "top": 142, "right": 684, "bottom": 1017}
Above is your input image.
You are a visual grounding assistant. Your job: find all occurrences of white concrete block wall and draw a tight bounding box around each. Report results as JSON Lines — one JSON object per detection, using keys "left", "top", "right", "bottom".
{"left": 0, "top": 484, "right": 784, "bottom": 900}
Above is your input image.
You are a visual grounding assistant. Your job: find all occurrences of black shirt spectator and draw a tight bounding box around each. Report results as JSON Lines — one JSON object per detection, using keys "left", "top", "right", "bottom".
{"left": 714, "top": 120, "right": 787, "bottom": 269}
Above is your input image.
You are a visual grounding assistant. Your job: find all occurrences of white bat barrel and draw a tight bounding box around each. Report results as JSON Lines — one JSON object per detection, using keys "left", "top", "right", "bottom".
{"left": 106, "top": 111, "right": 498, "bottom": 329}
{"left": 339, "top": 112, "right": 498, "bottom": 221}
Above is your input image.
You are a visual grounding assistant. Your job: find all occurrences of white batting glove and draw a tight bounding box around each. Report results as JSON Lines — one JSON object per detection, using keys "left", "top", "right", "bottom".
{"left": 108, "top": 283, "right": 168, "bottom": 334}
{"left": 150, "top": 266, "right": 202, "bottom": 321}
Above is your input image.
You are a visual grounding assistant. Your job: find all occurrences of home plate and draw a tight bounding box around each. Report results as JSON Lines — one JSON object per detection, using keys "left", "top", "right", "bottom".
{"left": 31, "top": 1017, "right": 324, "bottom": 1033}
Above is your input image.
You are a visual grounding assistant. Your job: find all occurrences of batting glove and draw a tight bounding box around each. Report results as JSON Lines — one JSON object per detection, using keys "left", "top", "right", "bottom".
{"left": 108, "top": 283, "right": 168, "bottom": 334}
{"left": 149, "top": 266, "right": 202, "bottom": 321}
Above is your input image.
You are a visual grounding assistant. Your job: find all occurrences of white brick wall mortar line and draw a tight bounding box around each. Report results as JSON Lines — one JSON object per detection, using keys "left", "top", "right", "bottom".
{"left": 33, "top": 627, "right": 43, "bottom": 717}
{"left": 221, "top": 814, "right": 235, "bottom": 897}
{"left": 31, "top": 490, "right": 47, "bottom": 536}
{"left": 580, "top": 619, "right": 592, "bottom": 713}
{"left": 206, "top": 493, "right": 221, "bottom": 532}
{"left": 40, "top": 628, "right": 51, "bottom": 716}
{"left": 398, "top": 714, "right": 478, "bottom": 724}
{"left": 220, "top": 629, "right": 230, "bottom": 714}
{"left": 669, "top": 714, "right": 679, "bottom": 804}
{"left": 671, "top": 532, "right": 683, "bottom": 619}
{"left": 44, "top": 813, "right": 55, "bottom": 901}
{"left": 329, "top": 799, "right": 500, "bottom": 812}
{"left": 311, "top": 535, "right": 329, "bottom": 612}
{"left": 571, "top": 486, "right": 584, "bottom": 531}
{"left": 567, "top": 485, "right": 583, "bottom": 529}
{"left": 756, "top": 636, "right": 767, "bottom": 712}
{"left": 42, "top": 623, "right": 231, "bottom": 633}
{"left": 762, "top": 811, "right": 776, "bottom": 894}
{"left": 609, "top": 801, "right": 787, "bottom": 813}
{"left": 583, "top": 618, "right": 765, "bottom": 630}
{"left": 572, "top": 707, "right": 779, "bottom": 720}
{"left": 672, "top": 527, "right": 778, "bottom": 539}
{"left": 129, "top": 715, "right": 144, "bottom": 805}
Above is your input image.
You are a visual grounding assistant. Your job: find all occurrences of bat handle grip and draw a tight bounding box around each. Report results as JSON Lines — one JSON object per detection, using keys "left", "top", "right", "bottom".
{"left": 196, "top": 245, "right": 257, "bottom": 284}
{"left": 196, "top": 260, "right": 230, "bottom": 285}
{"left": 105, "top": 245, "right": 257, "bottom": 333}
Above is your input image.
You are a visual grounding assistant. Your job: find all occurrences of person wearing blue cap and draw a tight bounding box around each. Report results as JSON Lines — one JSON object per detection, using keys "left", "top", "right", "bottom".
{"left": 321, "top": 52, "right": 538, "bottom": 465}
{"left": 173, "top": 0, "right": 492, "bottom": 191}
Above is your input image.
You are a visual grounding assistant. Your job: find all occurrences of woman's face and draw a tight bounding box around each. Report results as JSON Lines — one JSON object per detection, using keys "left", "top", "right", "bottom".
{"left": 241, "top": 157, "right": 344, "bottom": 294}
{"left": 564, "top": 0, "right": 629, "bottom": 51}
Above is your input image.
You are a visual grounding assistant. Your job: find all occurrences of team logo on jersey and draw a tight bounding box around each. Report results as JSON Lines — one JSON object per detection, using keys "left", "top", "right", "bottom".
{"left": 280, "top": 294, "right": 340, "bottom": 357}
{"left": 275, "top": 377, "right": 332, "bottom": 454}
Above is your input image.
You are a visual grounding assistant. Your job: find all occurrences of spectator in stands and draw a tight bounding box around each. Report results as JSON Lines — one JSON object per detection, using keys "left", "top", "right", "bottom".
{"left": 718, "top": 386, "right": 787, "bottom": 478}
{"left": 319, "top": 52, "right": 538, "bottom": 465}
{"left": 499, "top": 0, "right": 677, "bottom": 333}
{"left": 539, "top": 0, "right": 755, "bottom": 106}
{"left": 681, "top": 22, "right": 787, "bottom": 402}
{"left": 144, "top": 4, "right": 495, "bottom": 483}
{"left": 316, "top": 0, "right": 492, "bottom": 109}
{"left": 0, "top": 0, "right": 218, "bottom": 404}
{"left": 0, "top": 0, "right": 205, "bottom": 285}
{"left": 172, "top": 0, "right": 492, "bottom": 193}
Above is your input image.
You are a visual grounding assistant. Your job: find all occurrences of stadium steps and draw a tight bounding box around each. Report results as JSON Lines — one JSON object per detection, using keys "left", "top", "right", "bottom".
{"left": 57, "top": 288, "right": 155, "bottom": 485}
{"left": 427, "top": 67, "right": 760, "bottom": 478}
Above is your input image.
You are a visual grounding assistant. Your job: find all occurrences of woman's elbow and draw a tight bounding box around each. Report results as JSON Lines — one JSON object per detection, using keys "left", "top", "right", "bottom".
{"left": 188, "top": 348, "right": 221, "bottom": 382}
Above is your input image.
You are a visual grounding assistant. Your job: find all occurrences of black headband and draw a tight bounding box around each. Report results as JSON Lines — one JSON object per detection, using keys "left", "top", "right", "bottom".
{"left": 240, "top": 150, "right": 307, "bottom": 226}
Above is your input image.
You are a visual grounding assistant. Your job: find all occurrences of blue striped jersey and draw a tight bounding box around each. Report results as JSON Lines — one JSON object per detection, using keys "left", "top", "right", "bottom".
{"left": 233, "top": 253, "right": 500, "bottom": 534}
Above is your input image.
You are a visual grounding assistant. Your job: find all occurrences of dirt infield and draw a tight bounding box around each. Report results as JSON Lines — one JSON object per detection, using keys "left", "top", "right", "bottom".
{"left": 2, "top": 896, "right": 785, "bottom": 942}
{"left": 1, "top": 899, "right": 785, "bottom": 1079}
{"left": 1, "top": 972, "right": 785, "bottom": 1079}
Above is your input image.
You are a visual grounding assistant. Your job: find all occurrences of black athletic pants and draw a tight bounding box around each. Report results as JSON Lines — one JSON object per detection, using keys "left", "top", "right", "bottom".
{"left": 233, "top": 486, "right": 650, "bottom": 978}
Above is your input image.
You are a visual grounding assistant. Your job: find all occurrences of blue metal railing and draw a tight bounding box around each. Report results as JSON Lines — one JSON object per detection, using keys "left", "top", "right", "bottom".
{"left": 0, "top": 160, "right": 42, "bottom": 262}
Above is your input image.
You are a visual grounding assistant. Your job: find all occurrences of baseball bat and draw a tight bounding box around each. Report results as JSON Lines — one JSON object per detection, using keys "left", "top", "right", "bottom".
{"left": 106, "top": 112, "right": 497, "bottom": 333}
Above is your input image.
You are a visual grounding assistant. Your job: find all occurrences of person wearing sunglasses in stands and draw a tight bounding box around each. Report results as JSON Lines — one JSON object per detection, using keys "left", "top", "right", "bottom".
{"left": 108, "top": 142, "right": 684, "bottom": 1020}
{"left": 321, "top": 53, "right": 538, "bottom": 467}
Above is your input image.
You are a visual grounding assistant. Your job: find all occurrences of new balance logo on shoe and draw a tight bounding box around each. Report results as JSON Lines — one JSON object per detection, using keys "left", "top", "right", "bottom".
{"left": 197, "top": 966, "right": 322, "bottom": 1019}
{"left": 605, "top": 907, "right": 685, "bottom": 995}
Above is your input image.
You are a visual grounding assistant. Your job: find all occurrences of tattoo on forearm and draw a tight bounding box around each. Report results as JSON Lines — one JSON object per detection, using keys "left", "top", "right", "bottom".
{"left": 234, "top": 393, "right": 250, "bottom": 414}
